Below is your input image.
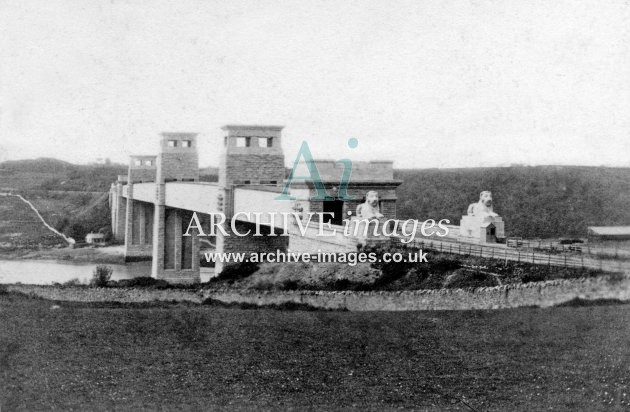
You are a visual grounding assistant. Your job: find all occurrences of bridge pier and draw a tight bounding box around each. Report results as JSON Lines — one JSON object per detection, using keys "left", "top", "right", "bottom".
{"left": 150, "top": 133, "right": 201, "bottom": 283}
{"left": 123, "top": 191, "right": 154, "bottom": 261}
{"left": 214, "top": 125, "right": 289, "bottom": 274}
{"left": 110, "top": 176, "right": 127, "bottom": 242}
{"left": 215, "top": 221, "right": 289, "bottom": 274}
{"left": 151, "top": 206, "right": 200, "bottom": 283}
{"left": 122, "top": 155, "right": 157, "bottom": 260}
{"left": 112, "top": 125, "right": 402, "bottom": 283}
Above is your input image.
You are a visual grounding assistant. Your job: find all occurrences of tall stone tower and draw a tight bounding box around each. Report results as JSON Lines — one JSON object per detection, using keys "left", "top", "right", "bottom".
{"left": 155, "top": 133, "right": 199, "bottom": 184}
{"left": 151, "top": 133, "right": 200, "bottom": 283}
{"left": 123, "top": 155, "right": 157, "bottom": 259}
{"left": 219, "top": 125, "right": 285, "bottom": 187}
{"left": 215, "top": 125, "right": 288, "bottom": 273}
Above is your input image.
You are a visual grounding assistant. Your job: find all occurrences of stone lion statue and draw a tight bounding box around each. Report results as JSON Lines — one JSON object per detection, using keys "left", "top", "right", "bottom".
{"left": 467, "top": 191, "right": 498, "bottom": 217}
{"left": 356, "top": 191, "right": 384, "bottom": 220}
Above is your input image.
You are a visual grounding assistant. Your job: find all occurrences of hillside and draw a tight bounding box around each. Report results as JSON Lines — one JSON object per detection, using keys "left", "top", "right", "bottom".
{"left": 0, "top": 158, "right": 127, "bottom": 192}
{"left": 0, "top": 195, "right": 67, "bottom": 250}
{"left": 0, "top": 159, "right": 219, "bottom": 242}
{"left": 395, "top": 166, "right": 630, "bottom": 238}
{"left": 0, "top": 159, "right": 124, "bottom": 241}
{"left": 2, "top": 159, "right": 630, "bottom": 241}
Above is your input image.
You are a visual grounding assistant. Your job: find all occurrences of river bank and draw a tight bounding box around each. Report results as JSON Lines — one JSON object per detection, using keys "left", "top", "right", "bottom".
{"left": 0, "top": 245, "right": 126, "bottom": 264}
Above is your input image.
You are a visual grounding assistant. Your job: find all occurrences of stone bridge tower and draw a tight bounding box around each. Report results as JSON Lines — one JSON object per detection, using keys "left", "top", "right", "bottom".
{"left": 151, "top": 133, "right": 201, "bottom": 283}
{"left": 124, "top": 155, "right": 156, "bottom": 259}
{"left": 218, "top": 125, "right": 285, "bottom": 187}
{"left": 216, "top": 125, "right": 288, "bottom": 273}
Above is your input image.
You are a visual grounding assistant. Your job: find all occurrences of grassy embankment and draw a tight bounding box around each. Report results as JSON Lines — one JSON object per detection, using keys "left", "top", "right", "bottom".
{"left": 203, "top": 244, "right": 612, "bottom": 292}
{"left": 0, "top": 292, "right": 628, "bottom": 410}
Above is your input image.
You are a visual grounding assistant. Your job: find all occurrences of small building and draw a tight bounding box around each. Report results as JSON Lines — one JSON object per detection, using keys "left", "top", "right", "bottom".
{"left": 460, "top": 217, "right": 504, "bottom": 244}
{"left": 85, "top": 232, "right": 107, "bottom": 245}
{"left": 587, "top": 226, "right": 630, "bottom": 241}
{"left": 459, "top": 191, "right": 505, "bottom": 244}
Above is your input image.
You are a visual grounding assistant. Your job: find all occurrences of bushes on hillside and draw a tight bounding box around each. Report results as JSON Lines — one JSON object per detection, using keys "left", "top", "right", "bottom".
{"left": 112, "top": 277, "right": 171, "bottom": 289}
{"left": 395, "top": 166, "right": 630, "bottom": 238}
{"left": 361, "top": 242, "right": 418, "bottom": 286}
{"left": 212, "top": 261, "right": 260, "bottom": 283}
{"left": 204, "top": 241, "right": 610, "bottom": 292}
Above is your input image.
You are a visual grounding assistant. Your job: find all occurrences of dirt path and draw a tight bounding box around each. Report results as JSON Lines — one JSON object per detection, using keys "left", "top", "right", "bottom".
{"left": 0, "top": 193, "right": 75, "bottom": 246}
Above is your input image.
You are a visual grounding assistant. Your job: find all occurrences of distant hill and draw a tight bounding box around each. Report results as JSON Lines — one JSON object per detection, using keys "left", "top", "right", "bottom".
{"left": 0, "top": 157, "right": 75, "bottom": 173}
{"left": 0, "top": 159, "right": 223, "bottom": 190}
{"left": 0, "top": 158, "right": 127, "bottom": 192}
{"left": 0, "top": 158, "right": 217, "bottom": 241}
{"left": 0, "top": 159, "right": 126, "bottom": 241}
{"left": 394, "top": 166, "right": 630, "bottom": 238}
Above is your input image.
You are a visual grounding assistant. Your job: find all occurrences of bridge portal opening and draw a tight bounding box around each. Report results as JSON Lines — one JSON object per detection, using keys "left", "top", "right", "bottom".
{"left": 163, "top": 208, "right": 196, "bottom": 271}
{"left": 323, "top": 199, "right": 344, "bottom": 226}
{"left": 130, "top": 201, "right": 153, "bottom": 246}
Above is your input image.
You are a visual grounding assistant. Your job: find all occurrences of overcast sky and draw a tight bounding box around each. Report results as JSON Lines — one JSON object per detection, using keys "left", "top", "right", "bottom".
{"left": 1, "top": 0, "right": 629, "bottom": 168}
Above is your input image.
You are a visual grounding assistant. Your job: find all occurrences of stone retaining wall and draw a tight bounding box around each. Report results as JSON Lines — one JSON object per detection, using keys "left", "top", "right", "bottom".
{"left": 4, "top": 285, "right": 203, "bottom": 304}
{"left": 5, "top": 274, "right": 629, "bottom": 311}
{"left": 203, "top": 275, "right": 630, "bottom": 310}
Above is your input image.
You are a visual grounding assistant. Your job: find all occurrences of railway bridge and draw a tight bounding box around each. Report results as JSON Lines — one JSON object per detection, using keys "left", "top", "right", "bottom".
{"left": 109, "top": 125, "right": 402, "bottom": 283}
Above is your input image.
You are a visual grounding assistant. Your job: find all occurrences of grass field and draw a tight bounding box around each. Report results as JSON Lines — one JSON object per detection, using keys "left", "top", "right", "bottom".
{"left": 1, "top": 293, "right": 629, "bottom": 410}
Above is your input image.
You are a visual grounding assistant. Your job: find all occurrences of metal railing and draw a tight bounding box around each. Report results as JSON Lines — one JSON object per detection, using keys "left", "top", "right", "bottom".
{"left": 389, "top": 219, "right": 630, "bottom": 267}
{"left": 402, "top": 237, "right": 630, "bottom": 273}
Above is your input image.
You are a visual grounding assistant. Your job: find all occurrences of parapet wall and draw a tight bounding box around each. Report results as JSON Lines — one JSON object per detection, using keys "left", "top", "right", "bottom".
{"left": 220, "top": 153, "right": 285, "bottom": 186}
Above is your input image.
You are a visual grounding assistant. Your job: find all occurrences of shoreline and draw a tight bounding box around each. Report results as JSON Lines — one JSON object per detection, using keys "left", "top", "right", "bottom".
{"left": 0, "top": 245, "right": 126, "bottom": 264}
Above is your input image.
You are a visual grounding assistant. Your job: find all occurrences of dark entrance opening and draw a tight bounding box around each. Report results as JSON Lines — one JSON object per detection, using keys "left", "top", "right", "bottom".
{"left": 323, "top": 199, "right": 344, "bottom": 226}
{"left": 485, "top": 225, "right": 497, "bottom": 243}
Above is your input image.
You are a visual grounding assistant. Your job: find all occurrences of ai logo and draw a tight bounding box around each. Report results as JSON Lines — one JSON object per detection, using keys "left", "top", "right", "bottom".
{"left": 275, "top": 138, "right": 359, "bottom": 201}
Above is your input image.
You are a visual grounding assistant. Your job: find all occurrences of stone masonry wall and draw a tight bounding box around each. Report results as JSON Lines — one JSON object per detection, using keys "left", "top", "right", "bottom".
{"left": 156, "top": 133, "right": 199, "bottom": 183}
{"left": 219, "top": 221, "right": 290, "bottom": 255}
{"left": 128, "top": 169, "right": 156, "bottom": 183}
{"left": 157, "top": 152, "right": 199, "bottom": 182}
{"left": 6, "top": 275, "right": 629, "bottom": 311}
{"left": 308, "top": 186, "right": 398, "bottom": 221}
{"left": 215, "top": 221, "right": 290, "bottom": 273}
{"left": 204, "top": 275, "right": 630, "bottom": 310}
{"left": 219, "top": 154, "right": 285, "bottom": 186}
{"left": 128, "top": 156, "right": 157, "bottom": 183}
